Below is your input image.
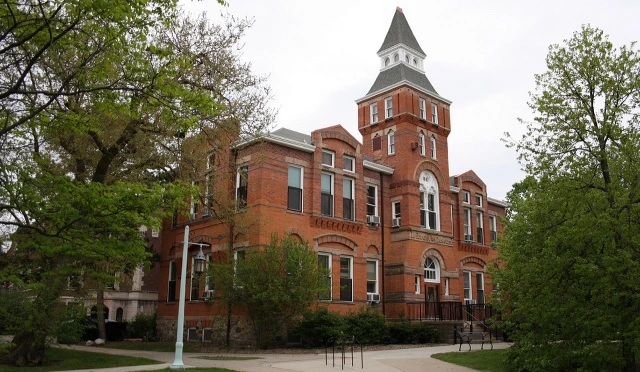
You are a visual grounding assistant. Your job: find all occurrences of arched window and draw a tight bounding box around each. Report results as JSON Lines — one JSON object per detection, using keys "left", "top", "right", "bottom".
{"left": 116, "top": 307, "right": 124, "bottom": 322}
{"left": 424, "top": 257, "right": 440, "bottom": 283}
{"left": 384, "top": 57, "right": 390, "bottom": 66}
{"left": 418, "top": 131, "right": 425, "bottom": 156}
{"left": 387, "top": 130, "right": 395, "bottom": 155}
{"left": 405, "top": 54, "right": 410, "bottom": 63}
{"left": 393, "top": 53, "right": 399, "bottom": 62}
{"left": 419, "top": 171, "right": 439, "bottom": 230}
{"left": 430, "top": 135, "right": 437, "bottom": 159}
{"left": 413, "top": 58, "right": 418, "bottom": 66}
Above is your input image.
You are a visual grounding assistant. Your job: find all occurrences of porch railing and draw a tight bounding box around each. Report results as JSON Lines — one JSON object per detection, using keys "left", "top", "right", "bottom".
{"left": 406, "top": 302, "right": 497, "bottom": 322}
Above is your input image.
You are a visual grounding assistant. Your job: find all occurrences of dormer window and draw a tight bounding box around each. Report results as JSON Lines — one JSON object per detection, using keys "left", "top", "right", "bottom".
{"left": 413, "top": 58, "right": 418, "bottom": 66}
{"left": 405, "top": 54, "right": 410, "bottom": 63}
{"left": 384, "top": 57, "right": 390, "bottom": 67}
{"left": 393, "top": 53, "right": 399, "bottom": 62}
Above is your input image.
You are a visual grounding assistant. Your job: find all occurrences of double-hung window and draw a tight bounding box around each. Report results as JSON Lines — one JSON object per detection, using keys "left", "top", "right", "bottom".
{"left": 392, "top": 201, "right": 401, "bottom": 219}
{"left": 168, "top": 261, "right": 176, "bottom": 302}
{"left": 419, "top": 98, "right": 426, "bottom": 120}
{"left": 431, "top": 103, "right": 438, "bottom": 124}
{"left": 476, "top": 273, "right": 485, "bottom": 304}
{"left": 475, "top": 194, "right": 483, "bottom": 207}
{"left": 476, "top": 211, "right": 484, "bottom": 244}
{"left": 343, "top": 156, "right": 355, "bottom": 172}
{"left": 388, "top": 130, "right": 395, "bottom": 155}
{"left": 189, "top": 181, "right": 199, "bottom": 219}
{"left": 342, "top": 178, "right": 354, "bottom": 221}
{"left": 366, "top": 185, "right": 378, "bottom": 217}
{"left": 462, "top": 190, "right": 470, "bottom": 203}
{"left": 287, "top": 166, "right": 303, "bottom": 212}
{"left": 339, "top": 256, "right": 353, "bottom": 302}
{"left": 418, "top": 132, "right": 425, "bottom": 156}
{"left": 370, "top": 102, "right": 378, "bottom": 123}
{"left": 321, "top": 173, "right": 334, "bottom": 217}
{"left": 489, "top": 215, "right": 497, "bottom": 242}
{"left": 385, "top": 97, "right": 393, "bottom": 119}
{"left": 366, "top": 260, "right": 378, "bottom": 294}
{"left": 318, "top": 253, "right": 332, "bottom": 300}
{"left": 463, "top": 271, "right": 472, "bottom": 303}
{"left": 430, "top": 136, "right": 437, "bottom": 158}
{"left": 236, "top": 166, "right": 248, "bottom": 209}
{"left": 321, "top": 150, "right": 334, "bottom": 167}
{"left": 463, "top": 208, "right": 472, "bottom": 241}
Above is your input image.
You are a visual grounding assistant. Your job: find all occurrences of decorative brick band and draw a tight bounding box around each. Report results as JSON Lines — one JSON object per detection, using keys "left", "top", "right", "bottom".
{"left": 310, "top": 216, "right": 363, "bottom": 235}
{"left": 458, "top": 242, "right": 489, "bottom": 256}
{"left": 460, "top": 256, "right": 487, "bottom": 268}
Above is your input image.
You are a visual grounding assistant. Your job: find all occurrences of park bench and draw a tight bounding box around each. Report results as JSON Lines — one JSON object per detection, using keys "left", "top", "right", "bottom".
{"left": 456, "top": 329, "right": 493, "bottom": 351}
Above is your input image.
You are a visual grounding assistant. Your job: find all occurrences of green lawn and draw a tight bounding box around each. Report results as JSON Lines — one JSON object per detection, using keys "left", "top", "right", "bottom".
{"left": 432, "top": 349, "right": 508, "bottom": 372}
{"left": 143, "top": 369, "right": 236, "bottom": 372}
{"left": 0, "top": 347, "right": 162, "bottom": 372}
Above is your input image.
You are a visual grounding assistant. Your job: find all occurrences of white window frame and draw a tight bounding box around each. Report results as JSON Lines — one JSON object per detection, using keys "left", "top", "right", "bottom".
{"left": 476, "top": 272, "right": 485, "bottom": 304}
{"left": 342, "top": 177, "right": 355, "bottom": 221}
{"left": 463, "top": 208, "right": 472, "bottom": 238}
{"left": 418, "top": 132, "right": 425, "bottom": 156}
{"left": 392, "top": 200, "right": 401, "bottom": 219}
{"left": 318, "top": 253, "right": 332, "bottom": 301}
{"left": 477, "top": 211, "right": 484, "bottom": 244}
{"left": 419, "top": 171, "right": 440, "bottom": 231}
{"left": 431, "top": 103, "right": 438, "bottom": 124}
{"left": 167, "top": 260, "right": 176, "bottom": 302}
{"left": 366, "top": 260, "right": 378, "bottom": 295}
{"left": 424, "top": 257, "right": 440, "bottom": 283}
{"left": 385, "top": 97, "right": 393, "bottom": 119}
{"left": 151, "top": 229, "right": 159, "bottom": 238}
{"left": 444, "top": 278, "right": 450, "bottom": 296}
{"left": 343, "top": 156, "right": 355, "bottom": 173}
{"left": 321, "top": 150, "right": 335, "bottom": 167}
{"left": 415, "top": 275, "right": 421, "bottom": 294}
{"left": 370, "top": 102, "right": 378, "bottom": 123}
{"left": 388, "top": 130, "right": 395, "bottom": 155}
{"left": 320, "top": 172, "right": 334, "bottom": 217}
{"left": 489, "top": 215, "right": 497, "bottom": 242}
{"left": 235, "top": 166, "right": 248, "bottom": 209}
{"left": 475, "top": 194, "right": 483, "bottom": 207}
{"left": 287, "top": 165, "right": 304, "bottom": 212}
{"left": 462, "top": 190, "right": 470, "bottom": 204}
{"left": 463, "top": 270, "right": 472, "bottom": 302}
{"left": 366, "top": 185, "right": 378, "bottom": 217}
{"left": 419, "top": 98, "right": 426, "bottom": 120}
{"left": 430, "top": 135, "right": 436, "bottom": 159}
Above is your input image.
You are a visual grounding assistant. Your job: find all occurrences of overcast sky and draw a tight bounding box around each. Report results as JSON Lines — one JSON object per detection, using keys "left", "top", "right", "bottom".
{"left": 182, "top": 0, "right": 640, "bottom": 200}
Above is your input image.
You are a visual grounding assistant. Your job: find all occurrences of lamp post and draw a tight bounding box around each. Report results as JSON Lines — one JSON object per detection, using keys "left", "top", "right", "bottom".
{"left": 171, "top": 225, "right": 206, "bottom": 369}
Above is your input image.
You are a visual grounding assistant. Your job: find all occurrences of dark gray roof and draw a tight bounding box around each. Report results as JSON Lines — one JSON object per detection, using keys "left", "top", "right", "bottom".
{"left": 367, "top": 63, "right": 438, "bottom": 95}
{"left": 271, "top": 128, "right": 312, "bottom": 144}
{"left": 378, "top": 9, "right": 425, "bottom": 55}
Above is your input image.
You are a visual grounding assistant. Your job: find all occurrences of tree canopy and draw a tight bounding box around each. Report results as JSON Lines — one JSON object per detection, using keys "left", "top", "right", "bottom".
{"left": 496, "top": 25, "right": 640, "bottom": 371}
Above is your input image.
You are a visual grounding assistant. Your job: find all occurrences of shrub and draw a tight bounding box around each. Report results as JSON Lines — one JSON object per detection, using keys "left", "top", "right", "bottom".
{"left": 344, "top": 308, "right": 387, "bottom": 345}
{"left": 387, "top": 320, "right": 440, "bottom": 344}
{"left": 296, "top": 307, "right": 346, "bottom": 347}
{"left": 55, "top": 303, "right": 89, "bottom": 345}
{"left": 125, "top": 312, "right": 156, "bottom": 341}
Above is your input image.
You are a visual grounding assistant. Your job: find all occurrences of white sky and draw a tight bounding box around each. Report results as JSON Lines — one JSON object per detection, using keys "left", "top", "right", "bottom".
{"left": 182, "top": 0, "right": 640, "bottom": 200}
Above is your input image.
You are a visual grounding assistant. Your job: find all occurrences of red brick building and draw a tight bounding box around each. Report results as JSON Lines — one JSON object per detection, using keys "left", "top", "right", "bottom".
{"left": 156, "top": 8, "right": 506, "bottom": 343}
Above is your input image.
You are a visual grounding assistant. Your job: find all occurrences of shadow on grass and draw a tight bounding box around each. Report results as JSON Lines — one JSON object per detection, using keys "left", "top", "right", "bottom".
{"left": 432, "top": 349, "right": 508, "bottom": 372}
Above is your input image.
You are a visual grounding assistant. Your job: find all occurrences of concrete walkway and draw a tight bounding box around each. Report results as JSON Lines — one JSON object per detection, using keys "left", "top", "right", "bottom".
{"left": 56, "top": 342, "right": 511, "bottom": 372}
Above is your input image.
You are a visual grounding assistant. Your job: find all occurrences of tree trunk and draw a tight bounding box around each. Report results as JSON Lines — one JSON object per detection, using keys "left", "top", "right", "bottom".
{"left": 96, "top": 288, "right": 107, "bottom": 341}
{"left": 2, "top": 332, "right": 45, "bottom": 367}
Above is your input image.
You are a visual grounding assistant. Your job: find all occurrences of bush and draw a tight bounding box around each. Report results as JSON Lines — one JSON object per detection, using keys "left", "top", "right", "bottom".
{"left": 55, "top": 303, "right": 90, "bottom": 345}
{"left": 296, "top": 308, "right": 346, "bottom": 347}
{"left": 344, "top": 308, "right": 387, "bottom": 345}
{"left": 387, "top": 320, "right": 440, "bottom": 344}
{"left": 125, "top": 312, "right": 156, "bottom": 341}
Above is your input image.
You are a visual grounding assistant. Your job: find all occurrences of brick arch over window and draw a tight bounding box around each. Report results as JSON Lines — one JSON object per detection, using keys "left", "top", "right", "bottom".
{"left": 420, "top": 248, "right": 446, "bottom": 271}
{"left": 414, "top": 161, "right": 447, "bottom": 192}
{"left": 366, "top": 245, "right": 380, "bottom": 255}
{"left": 314, "top": 234, "right": 358, "bottom": 251}
{"left": 460, "top": 256, "right": 487, "bottom": 269}
{"left": 319, "top": 130, "right": 360, "bottom": 150}
{"left": 288, "top": 228, "right": 305, "bottom": 243}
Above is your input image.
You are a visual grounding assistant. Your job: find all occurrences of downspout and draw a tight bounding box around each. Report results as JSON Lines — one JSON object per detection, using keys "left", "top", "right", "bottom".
{"left": 380, "top": 171, "right": 386, "bottom": 317}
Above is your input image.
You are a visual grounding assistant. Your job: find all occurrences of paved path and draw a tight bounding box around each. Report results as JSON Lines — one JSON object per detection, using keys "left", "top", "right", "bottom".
{"left": 56, "top": 342, "right": 511, "bottom": 372}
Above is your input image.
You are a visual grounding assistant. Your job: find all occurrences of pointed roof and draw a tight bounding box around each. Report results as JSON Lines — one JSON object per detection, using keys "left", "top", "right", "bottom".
{"left": 367, "top": 63, "right": 438, "bottom": 96}
{"left": 378, "top": 7, "right": 425, "bottom": 56}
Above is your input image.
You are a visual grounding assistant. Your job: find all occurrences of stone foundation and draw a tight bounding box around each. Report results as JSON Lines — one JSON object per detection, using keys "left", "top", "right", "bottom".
{"left": 157, "top": 315, "right": 256, "bottom": 347}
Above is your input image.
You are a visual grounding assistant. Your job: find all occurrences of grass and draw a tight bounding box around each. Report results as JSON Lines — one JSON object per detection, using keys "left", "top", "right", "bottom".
{"left": 102, "top": 341, "right": 184, "bottom": 352}
{"left": 142, "top": 369, "right": 237, "bottom": 372}
{"left": 0, "top": 347, "right": 162, "bottom": 372}
{"left": 195, "top": 356, "right": 261, "bottom": 361}
{"left": 432, "top": 349, "right": 509, "bottom": 372}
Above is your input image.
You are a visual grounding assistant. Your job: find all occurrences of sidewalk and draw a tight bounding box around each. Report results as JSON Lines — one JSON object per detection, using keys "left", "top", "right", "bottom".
{"left": 57, "top": 342, "right": 511, "bottom": 372}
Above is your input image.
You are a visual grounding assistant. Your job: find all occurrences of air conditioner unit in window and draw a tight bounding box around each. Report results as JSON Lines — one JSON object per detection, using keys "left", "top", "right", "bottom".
{"left": 202, "top": 290, "right": 214, "bottom": 300}
{"left": 367, "top": 215, "right": 380, "bottom": 225}
{"left": 464, "top": 234, "right": 474, "bottom": 242}
{"left": 392, "top": 218, "right": 401, "bottom": 227}
{"left": 465, "top": 299, "right": 477, "bottom": 305}
{"left": 367, "top": 293, "right": 380, "bottom": 303}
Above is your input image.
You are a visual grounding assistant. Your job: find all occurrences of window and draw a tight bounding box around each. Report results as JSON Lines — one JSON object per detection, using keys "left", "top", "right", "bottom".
{"left": 476, "top": 272, "right": 485, "bottom": 304}
{"left": 168, "top": 260, "right": 176, "bottom": 302}
{"left": 384, "top": 57, "right": 390, "bottom": 66}
{"left": 424, "top": 257, "right": 440, "bottom": 283}
{"left": 116, "top": 308, "right": 124, "bottom": 322}
{"left": 343, "top": 178, "right": 354, "bottom": 221}
{"left": 476, "top": 211, "right": 484, "bottom": 244}
{"left": 489, "top": 215, "right": 497, "bottom": 242}
{"left": 366, "top": 260, "right": 378, "bottom": 294}
{"left": 151, "top": 229, "right": 159, "bottom": 238}
{"left": 431, "top": 103, "right": 438, "bottom": 124}
{"left": 418, "top": 132, "right": 425, "bottom": 156}
{"left": 392, "top": 201, "right": 401, "bottom": 219}
{"left": 321, "top": 173, "right": 333, "bottom": 216}
{"left": 444, "top": 278, "right": 450, "bottom": 296}
{"left": 236, "top": 165, "right": 248, "bottom": 209}
{"left": 384, "top": 97, "right": 393, "bottom": 118}
{"left": 204, "top": 174, "right": 214, "bottom": 216}
{"left": 190, "top": 254, "right": 209, "bottom": 301}
{"left": 318, "top": 253, "right": 332, "bottom": 300}
{"left": 370, "top": 102, "right": 378, "bottom": 123}
{"left": 462, "top": 190, "right": 470, "bottom": 203}
{"left": 339, "top": 256, "right": 353, "bottom": 301}
{"left": 475, "top": 194, "right": 483, "bottom": 207}
{"left": 463, "top": 270, "right": 472, "bottom": 302}
{"left": 372, "top": 134, "right": 382, "bottom": 151}
{"left": 321, "top": 150, "right": 335, "bottom": 167}
{"left": 393, "top": 53, "right": 399, "bottom": 62}
{"left": 234, "top": 249, "right": 245, "bottom": 286}
{"left": 343, "top": 156, "right": 355, "bottom": 172}
{"left": 413, "top": 58, "right": 418, "bottom": 66}
{"left": 405, "top": 54, "right": 410, "bottom": 63}
{"left": 430, "top": 136, "right": 436, "bottom": 159}
{"left": 366, "top": 185, "right": 378, "bottom": 217}
{"left": 419, "top": 98, "right": 426, "bottom": 120}
{"left": 287, "top": 166, "right": 303, "bottom": 212}
{"left": 463, "top": 208, "right": 472, "bottom": 240}
{"left": 189, "top": 181, "right": 199, "bottom": 219}
{"left": 415, "top": 275, "right": 421, "bottom": 294}
{"left": 419, "top": 171, "right": 439, "bottom": 230}
{"left": 388, "top": 130, "right": 395, "bottom": 154}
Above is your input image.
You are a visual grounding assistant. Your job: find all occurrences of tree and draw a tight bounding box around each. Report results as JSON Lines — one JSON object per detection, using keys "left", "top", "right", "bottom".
{"left": 496, "top": 26, "right": 640, "bottom": 371}
{"left": 212, "top": 234, "right": 325, "bottom": 348}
